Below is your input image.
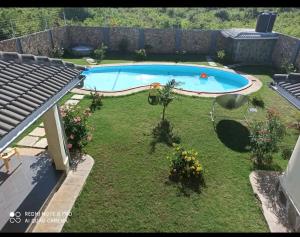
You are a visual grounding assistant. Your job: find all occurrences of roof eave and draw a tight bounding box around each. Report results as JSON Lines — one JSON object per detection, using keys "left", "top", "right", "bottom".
{"left": 0, "top": 75, "right": 85, "bottom": 153}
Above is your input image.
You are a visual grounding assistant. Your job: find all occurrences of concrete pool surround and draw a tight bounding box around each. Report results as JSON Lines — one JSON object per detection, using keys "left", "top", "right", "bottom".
{"left": 72, "top": 62, "right": 262, "bottom": 98}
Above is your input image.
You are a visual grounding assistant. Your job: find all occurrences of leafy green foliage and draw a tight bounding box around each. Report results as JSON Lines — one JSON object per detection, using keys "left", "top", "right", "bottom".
{"left": 251, "top": 95, "right": 265, "bottom": 108}
{"left": 50, "top": 46, "right": 64, "bottom": 58}
{"left": 60, "top": 105, "right": 93, "bottom": 158}
{"left": 93, "top": 43, "right": 108, "bottom": 63}
{"left": 174, "top": 50, "right": 186, "bottom": 63}
{"left": 216, "top": 50, "right": 226, "bottom": 63}
{"left": 215, "top": 10, "right": 230, "bottom": 21}
{"left": 248, "top": 108, "right": 286, "bottom": 166}
{"left": 281, "top": 146, "right": 293, "bottom": 160}
{"left": 134, "top": 48, "right": 147, "bottom": 61}
{"left": 167, "top": 144, "right": 205, "bottom": 195}
{"left": 280, "top": 59, "right": 298, "bottom": 73}
{"left": 158, "top": 79, "right": 180, "bottom": 121}
{"left": 89, "top": 88, "right": 103, "bottom": 112}
{"left": 61, "top": 8, "right": 90, "bottom": 21}
{"left": 1, "top": 8, "right": 300, "bottom": 40}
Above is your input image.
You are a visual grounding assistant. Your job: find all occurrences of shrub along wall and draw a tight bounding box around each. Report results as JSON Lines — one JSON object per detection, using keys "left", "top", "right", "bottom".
{"left": 0, "top": 25, "right": 299, "bottom": 70}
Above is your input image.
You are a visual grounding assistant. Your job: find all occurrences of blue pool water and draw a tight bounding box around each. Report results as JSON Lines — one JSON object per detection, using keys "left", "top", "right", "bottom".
{"left": 82, "top": 64, "right": 250, "bottom": 93}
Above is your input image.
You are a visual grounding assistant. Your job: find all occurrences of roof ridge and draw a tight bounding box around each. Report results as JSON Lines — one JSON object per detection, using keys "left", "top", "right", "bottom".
{"left": 0, "top": 51, "right": 86, "bottom": 71}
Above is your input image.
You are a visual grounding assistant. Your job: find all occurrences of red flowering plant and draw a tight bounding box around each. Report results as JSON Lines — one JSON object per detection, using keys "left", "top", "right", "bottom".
{"left": 248, "top": 108, "right": 285, "bottom": 166}
{"left": 59, "top": 105, "right": 93, "bottom": 160}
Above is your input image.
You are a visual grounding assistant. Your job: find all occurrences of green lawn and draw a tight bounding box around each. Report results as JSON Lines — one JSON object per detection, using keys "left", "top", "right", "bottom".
{"left": 62, "top": 65, "right": 300, "bottom": 232}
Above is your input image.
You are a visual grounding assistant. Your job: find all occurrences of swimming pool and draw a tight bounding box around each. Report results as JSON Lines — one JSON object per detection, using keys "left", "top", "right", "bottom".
{"left": 82, "top": 64, "right": 251, "bottom": 93}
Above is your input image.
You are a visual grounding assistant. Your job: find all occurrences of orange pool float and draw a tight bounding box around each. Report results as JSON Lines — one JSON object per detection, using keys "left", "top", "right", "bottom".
{"left": 150, "top": 82, "right": 161, "bottom": 89}
{"left": 200, "top": 73, "right": 208, "bottom": 78}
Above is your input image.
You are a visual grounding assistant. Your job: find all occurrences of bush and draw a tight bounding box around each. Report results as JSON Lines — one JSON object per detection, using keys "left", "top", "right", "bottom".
{"left": 134, "top": 48, "right": 147, "bottom": 61}
{"left": 60, "top": 105, "right": 93, "bottom": 159}
{"left": 281, "top": 146, "right": 293, "bottom": 160}
{"left": 216, "top": 50, "right": 226, "bottom": 63}
{"left": 118, "top": 38, "right": 129, "bottom": 52}
{"left": 174, "top": 50, "right": 186, "bottom": 63}
{"left": 62, "top": 8, "right": 90, "bottom": 21}
{"left": 215, "top": 10, "right": 230, "bottom": 21}
{"left": 251, "top": 95, "right": 265, "bottom": 108}
{"left": 50, "top": 46, "right": 64, "bottom": 58}
{"left": 167, "top": 144, "right": 205, "bottom": 194}
{"left": 89, "top": 88, "right": 103, "bottom": 112}
{"left": 248, "top": 108, "right": 286, "bottom": 166}
{"left": 93, "top": 43, "right": 108, "bottom": 63}
{"left": 280, "top": 59, "right": 297, "bottom": 74}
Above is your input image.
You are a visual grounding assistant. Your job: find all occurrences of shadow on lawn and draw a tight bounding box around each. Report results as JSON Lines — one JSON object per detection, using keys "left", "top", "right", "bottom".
{"left": 165, "top": 176, "right": 206, "bottom": 197}
{"left": 215, "top": 119, "right": 250, "bottom": 152}
{"left": 149, "top": 119, "right": 181, "bottom": 153}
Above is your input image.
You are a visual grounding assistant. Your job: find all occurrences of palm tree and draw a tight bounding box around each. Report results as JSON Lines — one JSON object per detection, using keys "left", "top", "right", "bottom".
{"left": 158, "top": 79, "right": 180, "bottom": 121}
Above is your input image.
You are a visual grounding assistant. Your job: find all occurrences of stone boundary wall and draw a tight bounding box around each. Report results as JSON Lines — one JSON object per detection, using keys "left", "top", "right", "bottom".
{"left": 181, "top": 29, "right": 216, "bottom": 54}
{"left": 272, "top": 33, "right": 300, "bottom": 70}
{"left": 0, "top": 25, "right": 300, "bottom": 70}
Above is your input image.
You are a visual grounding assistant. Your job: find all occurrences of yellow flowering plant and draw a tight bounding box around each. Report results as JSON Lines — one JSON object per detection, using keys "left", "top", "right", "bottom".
{"left": 167, "top": 144, "right": 204, "bottom": 186}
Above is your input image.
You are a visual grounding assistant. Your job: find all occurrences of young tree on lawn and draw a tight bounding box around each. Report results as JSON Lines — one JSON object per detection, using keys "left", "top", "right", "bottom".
{"left": 158, "top": 79, "right": 180, "bottom": 121}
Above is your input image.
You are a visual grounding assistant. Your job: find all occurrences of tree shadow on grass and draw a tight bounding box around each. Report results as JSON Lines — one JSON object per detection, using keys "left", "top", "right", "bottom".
{"left": 149, "top": 119, "right": 181, "bottom": 153}
{"left": 215, "top": 119, "right": 250, "bottom": 153}
{"left": 165, "top": 176, "right": 206, "bottom": 197}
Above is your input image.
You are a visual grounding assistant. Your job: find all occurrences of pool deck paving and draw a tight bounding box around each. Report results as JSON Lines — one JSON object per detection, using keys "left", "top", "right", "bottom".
{"left": 206, "top": 56, "right": 217, "bottom": 67}
{"left": 31, "top": 155, "right": 94, "bottom": 233}
{"left": 29, "top": 127, "right": 46, "bottom": 137}
{"left": 73, "top": 63, "right": 262, "bottom": 98}
{"left": 64, "top": 99, "right": 80, "bottom": 106}
{"left": 72, "top": 72, "right": 262, "bottom": 98}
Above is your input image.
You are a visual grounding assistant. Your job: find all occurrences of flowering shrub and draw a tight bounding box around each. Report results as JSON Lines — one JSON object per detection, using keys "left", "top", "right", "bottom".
{"left": 167, "top": 144, "right": 204, "bottom": 185}
{"left": 60, "top": 105, "right": 93, "bottom": 158}
{"left": 249, "top": 108, "right": 286, "bottom": 166}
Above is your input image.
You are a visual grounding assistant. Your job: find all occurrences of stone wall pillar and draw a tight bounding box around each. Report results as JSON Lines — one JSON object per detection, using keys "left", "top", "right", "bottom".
{"left": 138, "top": 28, "right": 144, "bottom": 49}
{"left": 48, "top": 29, "right": 54, "bottom": 49}
{"left": 15, "top": 38, "right": 23, "bottom": 54}
{"left": 209, "top": 31, "right": 217, "bottom": 56}
{"left": 43, "top": 104, "right": 69, "bottom": 172}
{"left": 102, "top": 27, "right": 110, "bottom": 49}
{"left": 175, "top": 28, "right": 182, "bottom": 52}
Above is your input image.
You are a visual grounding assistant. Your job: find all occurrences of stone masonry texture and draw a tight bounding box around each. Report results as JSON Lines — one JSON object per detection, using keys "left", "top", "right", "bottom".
{"left": 272, "top": 33, "right": 300, "bottom": 69}
{"left": 0, "top": 26, "right": 299, "bottom": 70}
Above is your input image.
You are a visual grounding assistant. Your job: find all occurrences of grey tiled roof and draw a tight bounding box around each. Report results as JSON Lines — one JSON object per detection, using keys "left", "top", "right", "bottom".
{"left": 221, "top": 28, "right": 279, "bottom": 39}
{"left": 272, "top": 73, "right": 300, "bottom": 110}
{"left": 0, "top": 51, "right": 86, "bottom": 152}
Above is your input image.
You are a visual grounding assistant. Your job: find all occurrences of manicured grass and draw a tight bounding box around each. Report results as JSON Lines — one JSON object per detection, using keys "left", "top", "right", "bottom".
{"left": 63, "top": 52, "right": 208, "bottom": 66}
{"left": 62, "top": 65, "right": 300, "bottom": 232}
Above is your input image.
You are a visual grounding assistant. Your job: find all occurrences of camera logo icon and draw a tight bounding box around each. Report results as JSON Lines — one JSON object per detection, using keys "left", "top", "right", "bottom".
{"left": 9, "top": 211, "right": 21, "bottom": 223}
